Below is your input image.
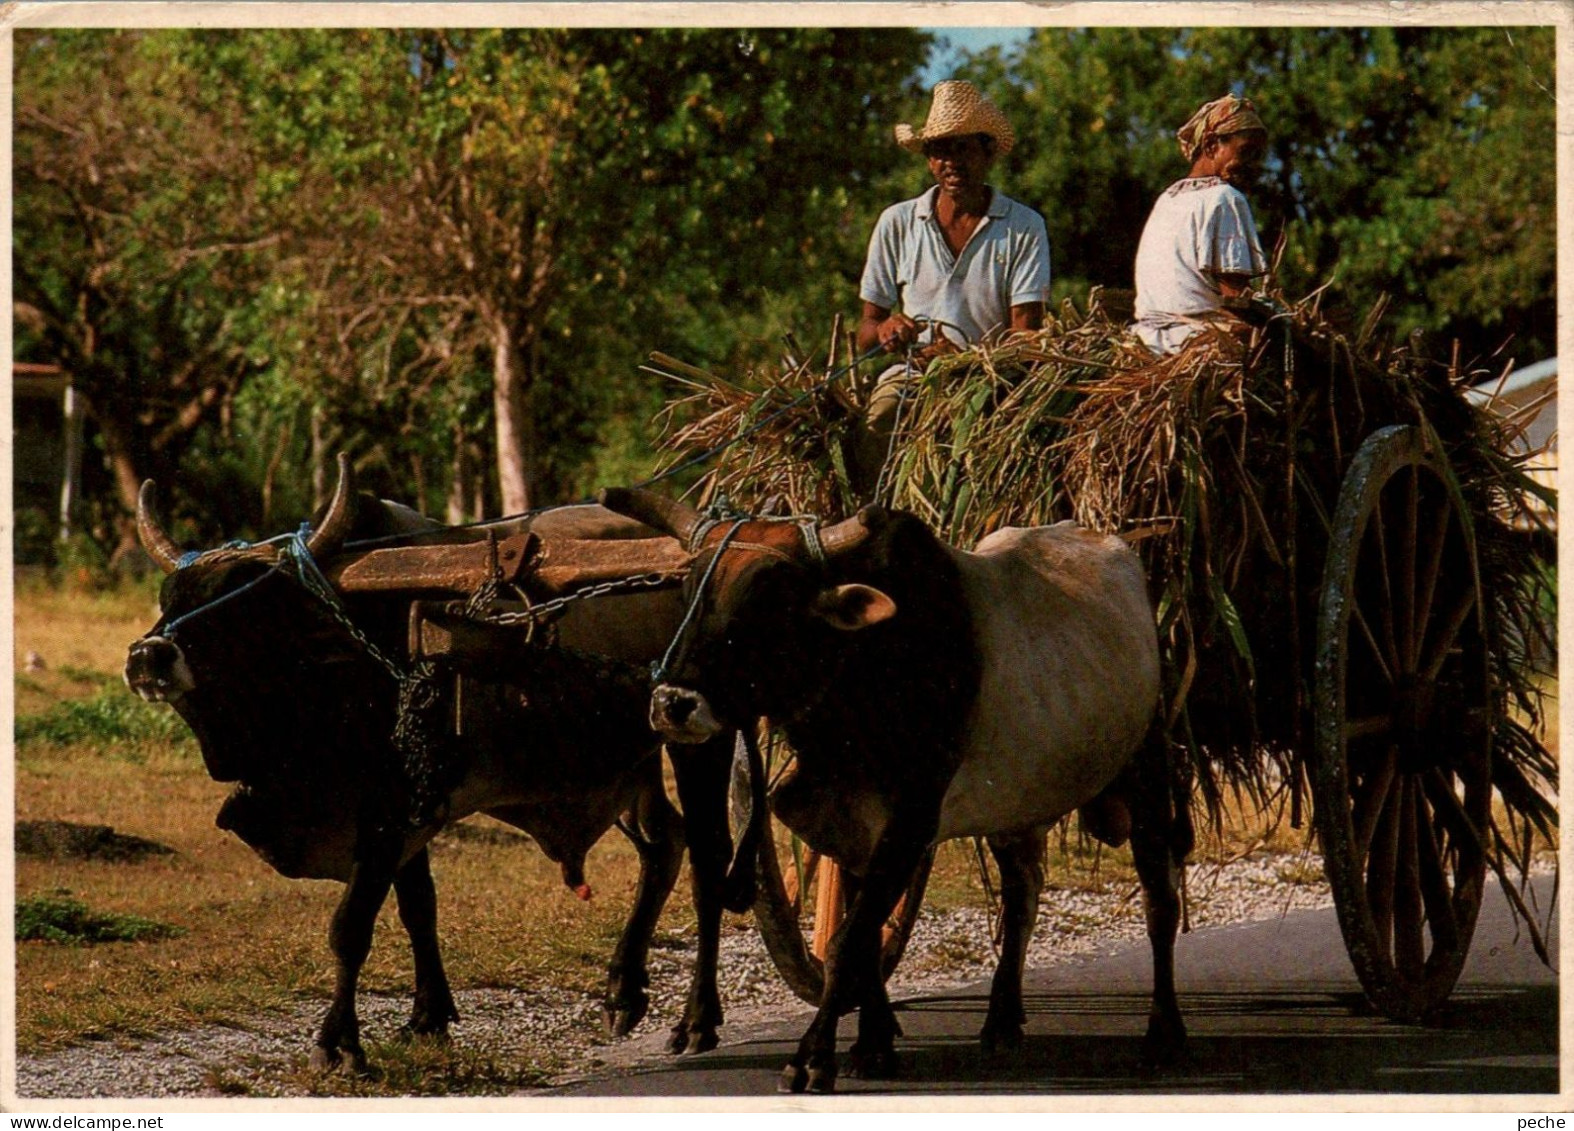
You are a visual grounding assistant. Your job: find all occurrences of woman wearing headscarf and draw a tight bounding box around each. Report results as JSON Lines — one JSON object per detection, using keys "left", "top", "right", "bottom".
{"left": 1131, "top": 94, "right": 1269, "bottom": 355}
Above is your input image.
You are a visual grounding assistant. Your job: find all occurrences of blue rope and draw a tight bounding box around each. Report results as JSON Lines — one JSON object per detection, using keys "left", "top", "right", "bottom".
{"left": 161, "top": 531, "right": 303, "bottom": 639}
{"left": 161, "top": 559, "right": 289, "bottom": 641}
{"left": 651, "top": 519, "right": 748, "bottom": 685}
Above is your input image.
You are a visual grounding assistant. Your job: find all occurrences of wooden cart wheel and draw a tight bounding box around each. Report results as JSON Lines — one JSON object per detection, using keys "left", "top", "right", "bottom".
{"left": 731, "top": 734, "right": 932, "bottom": 1006}
{"left": 1312, "top": 424, "right": 1492, "bottom": 1021}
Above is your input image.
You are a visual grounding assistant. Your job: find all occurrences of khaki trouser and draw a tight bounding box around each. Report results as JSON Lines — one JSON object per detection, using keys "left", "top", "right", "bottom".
{"left": 849, "top": 362, "right": 916, "bottom": 500}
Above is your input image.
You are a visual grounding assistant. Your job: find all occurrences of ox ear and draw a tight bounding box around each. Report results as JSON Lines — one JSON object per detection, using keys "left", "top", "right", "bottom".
{"left": 810, "top": 584, "right": 897, "bottom": 631}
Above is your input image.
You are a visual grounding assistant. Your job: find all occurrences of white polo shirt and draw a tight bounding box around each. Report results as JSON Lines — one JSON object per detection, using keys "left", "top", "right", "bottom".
{"left": 1132, "top": 177, "right": 1266, "bottom": 354}
{"left": 860, "top": 186, "right": 1051, "bottom": 350}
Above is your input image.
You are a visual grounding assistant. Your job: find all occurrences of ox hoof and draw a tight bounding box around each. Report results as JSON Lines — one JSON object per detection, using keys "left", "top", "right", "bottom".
{"left": 667, "top": 1025, "right": 719, "bottom": 1056}
{"left": 805, "top": 1062, "right": 838, "bottom": 1094}
{"left": 605, "top": 996, "right": 649, "bottom": 1039}
{"left": 778, "top": 1063, "right": 808, "bottom": 1094}
{"left": 979, "top": 1021, "right": 1024, "bottom": 1055}
{"left": 1140, "top": 1016, "right": 1189, "bottom": 1071}
{"left": 846, "top": 1043, "right": 900, "bottom": 1079}
{"left": 309, "top": 1045, "right": 369, "bottom": 1076}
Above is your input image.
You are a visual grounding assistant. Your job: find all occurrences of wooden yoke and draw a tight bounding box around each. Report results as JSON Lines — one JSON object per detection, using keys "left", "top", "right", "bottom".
{"left": 321, "top": 530, "right": 692, "bottom": 597}
{"left": 323, "top": 532, "right": 537, "bottom": 594}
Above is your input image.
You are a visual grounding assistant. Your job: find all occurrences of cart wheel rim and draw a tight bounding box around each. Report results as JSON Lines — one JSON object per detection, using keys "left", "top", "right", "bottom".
{"left": 739, "top": 734, "right": 932, "bottom": 1005}
{"left": 1312, "top": 424, "right": 1491, "bottom": 1021}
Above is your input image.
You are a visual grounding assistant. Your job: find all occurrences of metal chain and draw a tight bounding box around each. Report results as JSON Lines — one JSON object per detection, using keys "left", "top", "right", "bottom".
{"left": 475, "top": 570, "right": 689, "bottom": 628}
{"left": 280, "top": 533, "right": 410, "bottom": 682}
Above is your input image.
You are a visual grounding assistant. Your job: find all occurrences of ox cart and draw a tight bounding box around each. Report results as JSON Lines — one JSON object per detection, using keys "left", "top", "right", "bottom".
{"left": 650, "top": 293, "right": 1558, "bottom": 1024}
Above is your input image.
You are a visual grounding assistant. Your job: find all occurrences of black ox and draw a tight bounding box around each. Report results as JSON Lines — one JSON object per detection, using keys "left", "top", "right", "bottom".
{"left": 600, "top": 487, "right": 1191, "bottom": 1093}
{"left": 123, "top": 460, "right": 752, "bottom": 1071}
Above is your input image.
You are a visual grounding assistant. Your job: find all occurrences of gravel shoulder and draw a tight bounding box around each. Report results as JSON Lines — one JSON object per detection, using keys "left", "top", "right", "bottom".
{"left": 11, "top": 850, "right": 1339, "bottom": 1101}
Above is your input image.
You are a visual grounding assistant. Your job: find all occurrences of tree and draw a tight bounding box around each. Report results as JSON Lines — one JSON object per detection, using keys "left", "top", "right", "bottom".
{"left": 13, "top": 30, "right": 285, "bottom": 553}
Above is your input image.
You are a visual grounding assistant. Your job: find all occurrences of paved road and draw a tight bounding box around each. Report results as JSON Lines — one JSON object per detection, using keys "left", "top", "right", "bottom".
{"left": 554, "top": 877, "right": 1559, "bottom": 1097}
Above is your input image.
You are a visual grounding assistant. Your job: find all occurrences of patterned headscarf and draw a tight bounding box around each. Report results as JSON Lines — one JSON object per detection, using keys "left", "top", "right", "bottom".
{"left": 1176, "top": 94, "right": 1266, "bottom": 162}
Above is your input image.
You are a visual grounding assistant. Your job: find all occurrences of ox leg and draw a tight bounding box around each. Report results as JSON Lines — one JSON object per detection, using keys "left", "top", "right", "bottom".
{"left": 980, "top": 827, "right": 1046, "bottom": 1054}
{"left": 394, "top": 847, "right": 460, "bottom": 1040}
{"left": 782, "top": 804, "right": 938, "bottom": 1095}
{"left": 1127, "top": 741, "right": 1188, "bottom": 1066}
{"left": 667, "top": 735, "right": 734, "bottom": 1055}
{"left": 842, "top": 872, "right": 903, "bottom": 1081}
{"left": 312, "top": 852, "right": 397, "bottom": 1073}
{"left": 605, "top": 763, "right": 686, "bottom": 1038}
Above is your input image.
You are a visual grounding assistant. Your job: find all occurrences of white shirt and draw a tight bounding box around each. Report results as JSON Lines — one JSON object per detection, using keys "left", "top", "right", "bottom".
{"left": 1132, "top": 177, "right": 1266, "bottom": 354}
{"left": 860, "top": 186, "right": 1050, "bottom": 349}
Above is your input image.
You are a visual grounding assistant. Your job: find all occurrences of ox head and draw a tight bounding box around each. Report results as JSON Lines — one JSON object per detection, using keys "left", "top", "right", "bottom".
{"left": 596, "top": 487, "right": 897, "bottom": 743}
{"left": 125, "top": 453, "right": 356, "bottom": 705}
{"left": 123, "top": 455, "right": 389, "bottom": 784}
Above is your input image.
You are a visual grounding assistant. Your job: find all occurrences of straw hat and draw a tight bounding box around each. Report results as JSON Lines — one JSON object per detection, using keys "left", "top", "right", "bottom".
{"left": 895, "top": 80, "right": 1016, "bottom": 155}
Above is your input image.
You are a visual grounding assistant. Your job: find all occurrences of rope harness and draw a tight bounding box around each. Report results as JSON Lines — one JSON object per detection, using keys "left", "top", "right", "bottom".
{"left": 650, "top": 502, "right": 833, "bottom": 688}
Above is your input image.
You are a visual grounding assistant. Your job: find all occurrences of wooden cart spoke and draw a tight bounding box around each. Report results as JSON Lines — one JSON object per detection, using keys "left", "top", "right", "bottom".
{"left": 1353, "top": 745, "right": 1398, "bottom": 860}
{"left": 1343, "top": 713, "right": 1393, "bottom": 742}
{"left": 1368, "top": 504, "right": 1402, "bottom": 677}
{"left": 1411, "top": 494, "right": 1452, "bottom": 669}
{"left": 1418, "top": 585, "right": 1478, "bottom": 684}
{"left": 1414, "top": 782, "right": 1461, "bottom": 954}
{"left": 1393, "top": 776, "right": 1427, "bottom": 972}
{"left": 1365, "top": 778, "right": 1403, "bottom": 961}
{"left": 1420, "top": 767, "right": 1485, "bottom": 853}
{"left": 1350, "top": 601, "right": 1397, "bottom": 685}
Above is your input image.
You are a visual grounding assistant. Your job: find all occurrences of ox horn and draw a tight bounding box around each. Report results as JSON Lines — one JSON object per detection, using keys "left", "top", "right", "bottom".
{"left": 136, "top": 480, "right": 186, "bottom": 574}
{"left": 305, "top": 452, "right": 355, "bottom": 559}
{"left": 818, "top": 506, "right": 880, "bottom": 557}
{"left": 596, "top": 486, "right": 704, "bottom": 547}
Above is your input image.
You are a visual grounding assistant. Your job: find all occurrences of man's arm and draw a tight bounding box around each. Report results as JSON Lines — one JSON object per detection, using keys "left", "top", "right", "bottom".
{"left": 1009, "top": 302, "right": 1045, "bottom": 334}
{"left": 1214, "top": 274, "right": 1253, "bottom": 299}
{"left": 858, "top": 301, "right": 923, "bottom": 355}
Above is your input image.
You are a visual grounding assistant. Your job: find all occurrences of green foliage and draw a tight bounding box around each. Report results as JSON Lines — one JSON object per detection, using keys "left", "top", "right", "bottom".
{"left": 16, "top": 683, "right": 191, "bottom": 750}
{"left": 17, "top": 893, "right": 185, "bottom": 944}
{"left": 52, "top": 533, "right": 114, "bottom": 590}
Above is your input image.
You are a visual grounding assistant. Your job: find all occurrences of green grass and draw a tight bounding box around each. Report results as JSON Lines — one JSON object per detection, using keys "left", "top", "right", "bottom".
{"left": 17, "top": 891, "right": 187, "bottom": 944}
{"left": 15, "top": 681, "right": 192, "bottom": 750}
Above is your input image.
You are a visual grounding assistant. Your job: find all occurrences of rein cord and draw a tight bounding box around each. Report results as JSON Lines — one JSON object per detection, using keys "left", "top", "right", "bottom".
{"left": 651, "top": 518, "right": 749, "bottom": 686}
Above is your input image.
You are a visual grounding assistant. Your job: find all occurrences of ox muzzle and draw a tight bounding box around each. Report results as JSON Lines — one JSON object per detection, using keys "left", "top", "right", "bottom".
{"left": 650, "top": 683, "right": 724, "bottom": 745}
{"left": 124, "top": 636, "right": 196, "bottom": 703}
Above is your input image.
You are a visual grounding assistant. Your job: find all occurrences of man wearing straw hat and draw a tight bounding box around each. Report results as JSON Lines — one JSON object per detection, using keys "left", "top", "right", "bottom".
{"left": 1130, "top": 93, "right": 1269, "bottom": 355}
{"left": 851, "top": 79, "right": 1050, "bottom": 497}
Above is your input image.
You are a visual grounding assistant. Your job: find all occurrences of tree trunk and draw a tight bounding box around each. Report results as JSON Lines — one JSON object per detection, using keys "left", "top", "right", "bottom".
{"left": 491, "top": 313, "right": 535, "bottom": 517}
{"left": 446, "top": 430, "right": 470, "bottom": 524}
{"left": 310, "top": 403, "right": 328, "bottom": 513}
{"left": 95, "top": 408, "right": 149, "bottom": 563}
